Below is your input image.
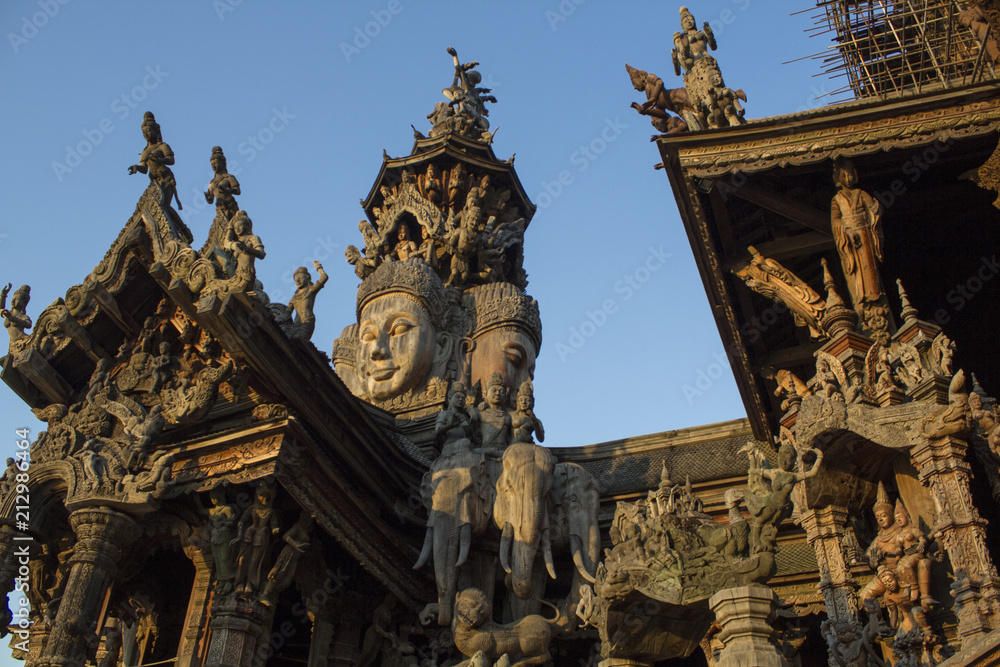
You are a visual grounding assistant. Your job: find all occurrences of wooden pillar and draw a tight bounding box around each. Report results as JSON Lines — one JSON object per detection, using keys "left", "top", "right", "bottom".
{"left": 911, "top": 435, "right": 1000, "bottom": 644}
{"left": 37, "top": 508, "right": 139, "bottom": 667}
{"left": 203, "top": 596, "right": 276, "bottom": 667}
{"left": 176, "top": 545, "right": 214, "bottom": 667}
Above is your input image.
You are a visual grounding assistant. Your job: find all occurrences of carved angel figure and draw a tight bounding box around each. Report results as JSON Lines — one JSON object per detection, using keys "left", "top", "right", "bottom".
{"left": 808, "top": 353, "right": 846, "bottom": 401}
{"left": 930, "top": 333, "right": 955, "bottom": 376}
{"left": 128, "top": 112, "right": 181, "bottom": 210}
{"left": 740, "top": 442, "right": 824, "bottom": 553}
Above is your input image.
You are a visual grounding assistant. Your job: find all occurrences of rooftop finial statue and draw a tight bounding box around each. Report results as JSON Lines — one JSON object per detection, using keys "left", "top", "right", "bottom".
{"left": 128, "top": 111, "right": 182, "bottom": 210}
{"left": 672, "top": 6, "right": 716, "bottom": 76}
{"left": 0, "top": 283, "right": 31, "bottom": 352}
{"left": 443, "top": 46, "right": 496, "bottom": 132}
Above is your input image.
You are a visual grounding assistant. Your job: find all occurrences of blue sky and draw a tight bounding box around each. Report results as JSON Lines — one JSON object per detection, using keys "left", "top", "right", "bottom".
{"left": 0, "top": 0, "right": 830, "bottom": 652}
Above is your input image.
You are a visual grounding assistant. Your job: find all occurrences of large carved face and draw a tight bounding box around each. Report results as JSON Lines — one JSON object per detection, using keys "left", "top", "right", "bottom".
{"left": 470, "top": 326, "right": 537, "bottom": 400}
{"left": 358, "top": 294, "right": 439, "bottom": 401}
{"left": 874, "top": 507, "right": 893, "bottom": 529}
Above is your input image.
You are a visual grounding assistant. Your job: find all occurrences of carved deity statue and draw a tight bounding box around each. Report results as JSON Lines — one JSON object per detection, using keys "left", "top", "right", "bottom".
{"left": 830, "top": 158, "right": 885, "bottom": 317}
{"left": 393, "top": 225, "right": 420, "bottom": 262}
{"left": 206, "top": 486, "right": 238, "bottom": 593}
{"left": 734, "top": 246, "right": 827, "bottom": 340}
{"left": 204, "top": 146, "right": 241, "bottom": 221}
{"left": 202, "top": 146, "right": 242, "bottom": 273}
{"left": 261, "top": 513, "right": 313, "bottom": 606}
{"left": 510, "top": 380, "right": 544, "bottom": 445}
{"left": 128, "top": 111, "right": 181, "bottom": 210}
{"left": 0, "top": 283, "right": 32, "bottom": 351}
{"left": 225, "top": 211, "right": 266, "bottom": 293}
{"left": 462, "top": 283, "right": 541, "bottom": 403}
{"left": 478, "top": 372, "right": 512, "bottom": 453}
{"left": 860, "top": 484, "right": 937, "bottom": 622}
{"left": 280, "top": 261, "right": 328, "bottom": 341}
{"left": 672, "top": 6, "right": 717, "bottom": 76}
{"left": 233, "top": 482, "right": 280, "bottom": 596}
{"left": 352, "top": 257, "right": 453, "bottom": 406}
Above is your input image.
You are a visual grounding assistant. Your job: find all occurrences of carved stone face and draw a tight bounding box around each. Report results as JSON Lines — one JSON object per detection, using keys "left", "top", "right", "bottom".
{"left": 874, "top": 507, "right": 893, "bottom": 529}
{"left": 470, "top": 327, "right": 537, "bottom": 401}
{"left": 517, "top": 392, "right": 532, "bottom": 411}
{"left": 895, "top": 509, "right": 910, "bottom": 528}
{"left": 211, "top": 155, "right": 224, "bottom": 174}
{"left": 878, "top": 571, "right": 899, "bottom": 593}
{"left": 681, "top": 13, "right": 695, "bottom": 30}
{"left": 358, "top": 294, "right": 438, "bottom": 401}
{"left": 969, "top": 393, "right": 983, "bottom": 409}
{"left": 485, "top": 383, "right": 506, "bottom": 409}
{"left": 294, "top": 269, "right": 310, "bottom": 288}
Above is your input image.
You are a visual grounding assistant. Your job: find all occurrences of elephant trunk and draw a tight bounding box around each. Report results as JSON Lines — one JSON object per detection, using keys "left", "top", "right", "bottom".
{"left": 414, "top": 526, "right": 433, "bottom": 570}
{"left": 432, "top": 520, "right": 460, "bottom": 626}
{"left": 511, "top": 499, "right": 545, "bottom": 600}
{"left": 570, "top": 534, "right": 596, "bottom": 584}
{"left": 499, "top": 522, "right": 513, "bottom": 574}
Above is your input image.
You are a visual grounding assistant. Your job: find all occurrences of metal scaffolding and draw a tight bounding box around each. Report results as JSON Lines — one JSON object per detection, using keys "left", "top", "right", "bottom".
{"left": 799, "top": 0, "right": 996, "bottom": 102}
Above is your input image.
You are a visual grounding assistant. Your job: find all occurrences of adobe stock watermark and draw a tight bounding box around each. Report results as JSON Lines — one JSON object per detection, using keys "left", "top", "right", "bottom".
{"left": 683, "top": 299, "right": 790, "bottom": 404}
{"left": 212, "top": 0, "right": 242, "bottom": 20}
{"left": 183, "top": 107, "right": 296, "bottom": 222}
{"left": 931, "top": 254, "right": 1000, "bottom": 326}
{"left": 535, "top": 116, "right": 627, "bottom": 210}
{"left": 51, "top": 66, "right": 170, "bottom": 183}
{"left": 545, "top": 0, "right": 587, "bottom": 31}
{"left": 873, "top": 137, "right": 954, "bottom": 210}
{"left": 556, "top": 245, "right": 672, "bottom": 362}
{"left": 340, "top": 0, "right": 409, "bottom": 63}
{"left": 7, "top": 0, "right": 71, "bottom": 54}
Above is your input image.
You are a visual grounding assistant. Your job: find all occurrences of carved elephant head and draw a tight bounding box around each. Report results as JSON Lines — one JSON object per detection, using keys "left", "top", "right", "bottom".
{"left": 414, "top": 445, "right": 494, "bottom": 626}
{"left": 493, "top": 441, "right": 557, "bottom": 600}
{"left": 550, "top": 462, "right": 600, "bottom": 586}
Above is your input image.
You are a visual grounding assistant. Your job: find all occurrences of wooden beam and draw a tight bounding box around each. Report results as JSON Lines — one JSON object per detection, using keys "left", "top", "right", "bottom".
{"left": 722, "top": 182, "right": 832, "bottom": 236}
{"left": 753, "top": 232, "right": 835, "bottom": 262}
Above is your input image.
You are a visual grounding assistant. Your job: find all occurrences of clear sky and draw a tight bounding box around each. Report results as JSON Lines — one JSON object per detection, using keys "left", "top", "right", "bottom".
{"left": 0, "top": 0, "right": 828, "bottom": 655}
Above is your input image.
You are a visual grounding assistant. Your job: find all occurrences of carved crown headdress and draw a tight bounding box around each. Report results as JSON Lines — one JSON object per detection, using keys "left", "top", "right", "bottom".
{"left": 516, "top": 379, "right": 534, "bottom": 403}
{"left": 486, "top": 371, "right": 505, "bottom": 392}
{"left": 357, "top": 257, "right": 447, "bottom": 325}
{"left": 894, "top": 499, "right": 910, "bottom": 521}
{"left": 211, "top": 145, "right": 227, "bottom": 169}
{"left": 464, "top": 282, "right": 542, "bottom": 349}
{"left": 873, "top": 481, "right": 893, "bottom": 515}
{"left": 12, "top": 285, "right": 29, "bottom": 303}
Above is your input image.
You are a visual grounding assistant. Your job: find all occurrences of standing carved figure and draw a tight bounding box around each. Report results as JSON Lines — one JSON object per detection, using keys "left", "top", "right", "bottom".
{"left": 204, "top": 146, "right": 241, "bottom": 221}
{"left": 830, "top": 158, "right": 884, "bottom": 317}
{"left": 893, "top": 502, "right": 937, "bottom": 610}
{"left": 226, "top": 211, "right": 266, "bottom": 293}
{"left": 128, "top": 111, "right": 181, "bottom": 210}
{"left": 233, "top": 483, "right": 280, "bottom": 595}
{"left": 672, "top": 6, "right": 717, "bottom": 76}
{"left": 206, "top": 486, "right": 238, "bottom": 593}
{"left": 261, "top": 513, "right": 313, "bottom": 605}
{"left": 202, "top": 146, "right": 242, "bottom": 272}
{"left": 394, "top": 225, "right": 420, "bottom": 262}
{"left": 0, "top": 284, "right": 32, "bottom": 350}
{"left": 282, "top": 261, "right": 328, "bottom": 340}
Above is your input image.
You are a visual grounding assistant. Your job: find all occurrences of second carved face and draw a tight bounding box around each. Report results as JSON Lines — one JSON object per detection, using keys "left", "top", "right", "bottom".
{"left": 470, "top": 326, "right": 537, "bottom": 403}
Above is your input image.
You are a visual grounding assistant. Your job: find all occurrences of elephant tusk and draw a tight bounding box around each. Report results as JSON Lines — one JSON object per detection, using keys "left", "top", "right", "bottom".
{"left": 499, "top": 523, "right": 513, "bottom": 574}
{"left": 572, "top": 544, "right": 597, "bottom": 583}
{"left": 456, "top": 523, "right": 472, "bottom": 568}
{"left": 542, "top": 530, "right": 557, "bottom": 580}
{"left": 413, "top": 526, "right": 433, "bottom": 570}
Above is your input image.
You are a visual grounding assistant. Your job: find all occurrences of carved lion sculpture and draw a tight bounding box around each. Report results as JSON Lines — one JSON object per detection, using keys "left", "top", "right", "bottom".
{"left": 453, "top": 588, "right": 560, "bottom": 667}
